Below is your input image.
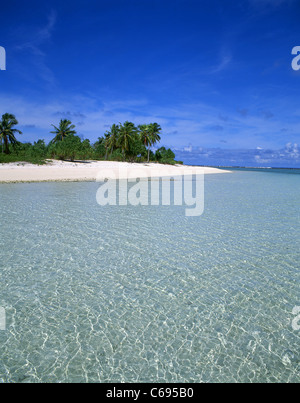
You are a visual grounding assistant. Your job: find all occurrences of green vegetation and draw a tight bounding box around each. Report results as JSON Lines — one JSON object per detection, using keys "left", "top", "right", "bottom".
{"left": 0, "top": 114, "right": 182, "bottom": 165}
{"left": 50, "top": 119, "right": 77, "bottom": 143}
{"left": 0, "top": 114, "right": 22, "bottom": 154}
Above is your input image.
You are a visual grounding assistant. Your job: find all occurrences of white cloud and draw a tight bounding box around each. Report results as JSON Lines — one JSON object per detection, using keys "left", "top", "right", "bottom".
{"left": 175, "top": 143, "right": 300, "bottom": 167}
{"left": 285, "top": 143, "right": 299, "bottom": 159}
{"left": 184, "top": 145, "right": 193, "bottom": 153}
{"left": 15, "top": 11, "right": 57, "bottom": 85}
{"left": 211, "top": 54, "right": 232, "bottom": 74}
{"left": 0, "top": 89, "right": 299, "bottom": 154}
{"left": 17, "top": 10, "right": 56, "bottom": 54}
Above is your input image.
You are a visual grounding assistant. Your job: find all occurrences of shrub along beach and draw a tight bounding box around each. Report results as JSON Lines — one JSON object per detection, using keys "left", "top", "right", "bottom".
{"left": 0, "top": 113, "right": 228, "bottom": 183}
{"left": 0, "top": 113, "right": 180, "bottom": 165}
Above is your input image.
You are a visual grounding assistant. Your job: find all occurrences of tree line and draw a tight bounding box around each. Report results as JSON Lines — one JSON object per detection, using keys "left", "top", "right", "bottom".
{"left": 0, "top": 113, "right": 181, "bottom": 165}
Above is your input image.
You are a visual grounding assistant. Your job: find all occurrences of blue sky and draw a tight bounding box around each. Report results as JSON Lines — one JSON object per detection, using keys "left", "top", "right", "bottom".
{"left": 0, "top": 0, "right": 300, "bottom": 167}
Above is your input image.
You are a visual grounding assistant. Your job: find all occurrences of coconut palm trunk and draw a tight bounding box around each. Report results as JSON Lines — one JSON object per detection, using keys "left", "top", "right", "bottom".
{"left": 138, "top": 124, "right": 152, "bottom": 163}
{"left": 4, "top": 136, "right": 9, "bottom": 154}
{"left": 117, "top": 122, "right": 136, "bottom": 161}
{"left": 148, "top": 123, "right": 162, "bottom": 162}
{"left": 0, "top": 113, "right": 22, "bottom": 154}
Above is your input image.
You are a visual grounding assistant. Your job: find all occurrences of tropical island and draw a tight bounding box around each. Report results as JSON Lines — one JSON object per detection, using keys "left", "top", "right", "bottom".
{"left": 0, "top": 113, "right": 181, "bottom": 165}
{"left": 0, "top": 113, "right": 230, "bottom": 183}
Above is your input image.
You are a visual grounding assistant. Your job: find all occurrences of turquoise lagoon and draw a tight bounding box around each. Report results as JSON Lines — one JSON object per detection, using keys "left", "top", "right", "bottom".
{"left": 0, "top": 169, "right": 299, "bottom": 383}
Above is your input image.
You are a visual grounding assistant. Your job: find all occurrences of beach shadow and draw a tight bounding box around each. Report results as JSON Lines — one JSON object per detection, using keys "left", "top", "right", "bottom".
{"left": 63, "top": 160, "right": 92, "bottom": 164}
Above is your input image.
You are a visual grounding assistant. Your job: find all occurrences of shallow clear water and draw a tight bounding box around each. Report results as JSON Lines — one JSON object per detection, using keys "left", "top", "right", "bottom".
{"left": 0, "top": 171, "right": 299, "bottom": 383}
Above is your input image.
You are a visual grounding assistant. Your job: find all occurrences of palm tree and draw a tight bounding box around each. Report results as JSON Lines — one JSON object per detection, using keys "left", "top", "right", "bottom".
{"left": 117, "top": 121, "right": 137, "bottom": 160}
{"left": 138, "top": 124, "right": 152, "bottom": 162}
{"left": 147, "top": 123, "right": 162, "bottom": 162}
{"left": 103, "top": 132, "right": 110, "bottom": 161}
{"left": 0, "top": 113, "right": 22, "bottom": 154}
{"left": 50, "top": 119, "right": 76, "bottom": 143}
{"left": 105, "top": 124, "right": 120, "bottom": 159}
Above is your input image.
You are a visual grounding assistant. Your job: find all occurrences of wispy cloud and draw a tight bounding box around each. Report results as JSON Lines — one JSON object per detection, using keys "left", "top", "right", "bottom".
{"left": 0, "top": 88, "right": 299, "bottom": 157}
{"left": 15, "top": 10, "right": 57, "bottom": 85}
{"left": 18, "top": 10, "right": 56, "bottom": 53}
{"left": 210, "top": 53, "right": 232, "bottom": 74}
{"left": 174, "top": 143, "right": 300, "bottom": 167}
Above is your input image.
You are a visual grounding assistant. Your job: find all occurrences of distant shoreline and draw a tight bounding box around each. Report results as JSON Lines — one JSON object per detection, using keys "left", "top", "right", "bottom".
{"left": 206, "top": 166, "right": 300, "bottom": 170}
{"left": 0, "top": 160, "right": 231, "bottom": 184}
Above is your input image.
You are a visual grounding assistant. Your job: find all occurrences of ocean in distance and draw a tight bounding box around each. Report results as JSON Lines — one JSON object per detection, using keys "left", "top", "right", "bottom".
{"left": 217, "top": 166, "right": 300, "bottom": 175}
{"left": 0, "top": 169, "right": 299, "bottom": 383}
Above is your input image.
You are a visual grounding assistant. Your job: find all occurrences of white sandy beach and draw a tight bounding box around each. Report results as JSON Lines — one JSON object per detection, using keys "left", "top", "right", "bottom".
{"left": 0, "top": 160, "right": 230, "bottom": 183}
